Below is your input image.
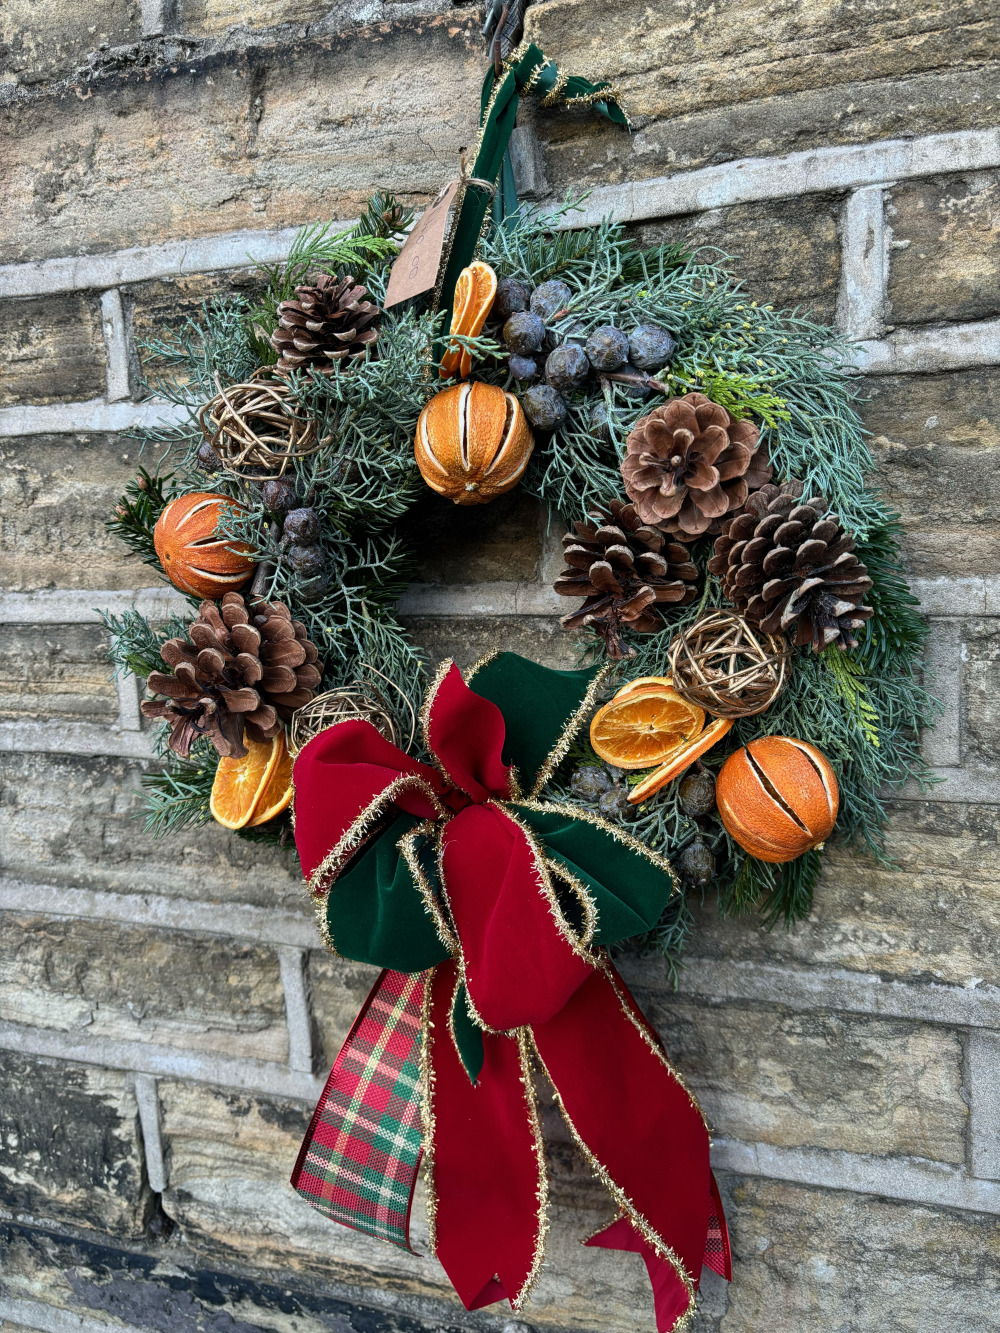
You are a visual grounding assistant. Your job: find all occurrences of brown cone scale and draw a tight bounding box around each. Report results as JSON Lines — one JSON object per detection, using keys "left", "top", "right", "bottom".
{"left": 270, "top": 273, "right": 381, "bottom": 375}
{"left": 708, "top": 481, "right": 874, "bottom": 652}
{"left": 141, "top": 592, "right": 323, "bottom": 759}
{"left": 621, "top": 392, "right": 771, "bottom": 538}
{"left": 554, "top": 499, "right": 698, "bottom": 660}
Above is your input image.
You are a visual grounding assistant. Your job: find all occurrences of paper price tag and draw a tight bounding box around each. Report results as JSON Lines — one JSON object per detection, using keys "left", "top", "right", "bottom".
{"left": 384, "top": 181, "right": 461, "bottom": 309}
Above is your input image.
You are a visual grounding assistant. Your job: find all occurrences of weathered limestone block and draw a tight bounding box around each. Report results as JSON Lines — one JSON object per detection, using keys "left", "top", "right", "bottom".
{"left": 527, "top": 0, "right": 1000, "bottom": 190}
{"left": 963, "top": 617, "right": 1000, "bottom": 764}
{"left": 862, "top": 369, "right": 1000, "bottom": 576}
{"left": 0, "top": 1051, "right": 149, "bottom": 1236}
{"left": 717, "top": 1173, "right": 1000, "bottom": 1331}
{"left": 685, "top": 802, "right": 1000, "bottom": 988}
{"left": 0, "top": 295, "right": 106, "bottom": 407}
{"left": 0, "top": 1, "right": 140, "bottom": 87}
{"left": 0, "top": 751, "right": 302, "bottom": 907}
{"left": 308, "top": 953, "right": 380, "bottom": 1067}
{"left": 127, "top": 268, "right": 264, "bottom": 395}
{"left": 401, "top": 615, "right": 579, "bottom": 670}
{"left": 1, "top": 19, "right": 482, "bottom": 264}
{"left": 0, "top": 624, "right": 118, "bottom": 722}
{"left": 637, "top": 195, "right": 843, "bottom": 324}
{"left": 887, "top": 170, "right": 1000, "bottom": 327}
{"left": 0, "top": 913, "right": 288, "bottom": 1060}
{"left": 177, "top": 0, "right": 343, "bottom": 36}
{"left": 0, "top": 432, "right": 155, "bottom": 590}
{"left": 635, "top": 995, "right": 965, "bottom": 1163}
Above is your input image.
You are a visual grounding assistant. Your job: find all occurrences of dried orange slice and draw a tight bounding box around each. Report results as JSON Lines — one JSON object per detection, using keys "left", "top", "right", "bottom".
{"left": 590, "top": 688, "right": 705, "bottom": 771}
{"left": 612, "top": 675, "right": 674, "bottom": 701}
{"left": 248, "top": 731, "right": 295, "bottom": 826}
{"left": 441, "top": 261, "right": 498, "bottom": 380}
{"left": 627, "top": 717, "right": 734, "bottom": 804}
{"left": 210, "top": 734, "right": 281, "bottom": 830}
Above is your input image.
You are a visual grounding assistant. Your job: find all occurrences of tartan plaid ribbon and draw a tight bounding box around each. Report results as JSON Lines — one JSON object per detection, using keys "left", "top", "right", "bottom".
{"left": 291, "top": 969, "right": 424, "bottom": 1250}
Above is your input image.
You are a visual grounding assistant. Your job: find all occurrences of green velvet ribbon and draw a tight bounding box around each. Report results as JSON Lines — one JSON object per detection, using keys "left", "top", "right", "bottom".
{"left": 325, "top": 653, "right": 675, "bottom": 979}
{"left": 438, "top": 42, "right": 629, "bottom": 322}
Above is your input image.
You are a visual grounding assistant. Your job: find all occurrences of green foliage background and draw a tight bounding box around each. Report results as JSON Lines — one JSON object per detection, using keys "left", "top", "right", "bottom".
{"left": 103, "top": 194, "right": 938, "bottom": 965}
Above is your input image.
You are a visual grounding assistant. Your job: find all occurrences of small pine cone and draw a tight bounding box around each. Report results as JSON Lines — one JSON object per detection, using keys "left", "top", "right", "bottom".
{"left": 554, "top": 499, "right": 698, "bottom": 660}
{"left": 708, "top": 481, "right": 874, "bottom": 652}
{"left": 621, "top": 392, "right": 771, "bottom": 538}
{"left": 141, "top": 592, "right": 323, "bottom": 758}
{"left": 271, "top": 273, "right": 381, "bottom": 375}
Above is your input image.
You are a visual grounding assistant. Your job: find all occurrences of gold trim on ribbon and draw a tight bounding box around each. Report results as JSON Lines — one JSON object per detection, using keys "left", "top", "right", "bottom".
{"left": 593, "top": 953, "right": 709, "bottom": 1131}
{"left": 543, "top": 855, "right": 599, "bottom": 949}
{"left": 512, "top": 1028, "right": 550, "bottom": 1311}
{"left": 397, "top": 819, "right": 459, "bottom": 954}
{"left": 526, "top": 1030, "right": 697, "bottom": 1330}
{"left": 495, "top": 802, "right": 597, "bottom": 965}
{"left": 305, "top": 773, "right": 448, "bottom": 901}
{"left": 529, "top": 663, "right": 612, "bottom": 798}
{"left": 515, "top": 796, "right": 681, "bottom": 892}
{"left": 540, "top": 66, "right": 570, "bottom": 107}
{"left": 419, "top": 966, "right": 439, "bottom": 1253}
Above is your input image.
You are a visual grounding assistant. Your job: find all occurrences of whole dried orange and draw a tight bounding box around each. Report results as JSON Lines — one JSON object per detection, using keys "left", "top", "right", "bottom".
{"left": 415, "top": 381, "right": 534, "bottom": 505}
{"left": 590, "top": 687, "right": 705, "bottom": 770}
{"left": 210, "top": 734, "right": 281, "bottom": 829}
{"left": 153, "top": 492, "right": 255, "bottom": 599}
{"left": 248, "top": 732, "right": 295, "bottom": 826}
{"left": 716, "top": 736, "right": 838, "bottom": 862}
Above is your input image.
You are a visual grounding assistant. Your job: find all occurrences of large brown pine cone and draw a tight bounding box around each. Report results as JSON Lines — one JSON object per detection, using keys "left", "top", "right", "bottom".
{"left": 621, "top": 392, "right": 771, "bottom": 538}
{"left": 554, "top": 499, "right": 698, "bottom": 660}
{"left": 141, "top": 592, "right": 323, "bottom": 758}
{"left": 270, "top": 273, "right": 381, "bottom": 375}
{"left": 708, "top": 481, "right": 874, "bottom": 652}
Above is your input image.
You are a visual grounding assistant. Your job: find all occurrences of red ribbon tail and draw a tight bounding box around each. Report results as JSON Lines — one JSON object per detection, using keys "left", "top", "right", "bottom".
{"left": 705, "top": 1170, "right": 733, "bottom": 1280}
{"left": 531, "top": 960, "right": 716, "bottom": 1333}
{"left": 586, "top": 1216, "right": 692, "bottom": 1333}
{"left": 424, "top": 959, "right": 546, "bottom": 1313}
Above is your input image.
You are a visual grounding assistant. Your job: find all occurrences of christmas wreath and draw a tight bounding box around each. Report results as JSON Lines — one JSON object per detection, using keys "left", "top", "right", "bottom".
{"left": 101, "top": 38, "right": 937, "bottom": 1333}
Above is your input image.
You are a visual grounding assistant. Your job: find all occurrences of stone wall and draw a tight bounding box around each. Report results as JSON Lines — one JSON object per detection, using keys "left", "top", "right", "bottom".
{"left": 1, "top": 3, "right": 999, "bottom": 1332}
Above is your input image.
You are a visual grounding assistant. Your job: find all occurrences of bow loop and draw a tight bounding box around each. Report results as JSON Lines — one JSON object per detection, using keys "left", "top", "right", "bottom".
{"left": 423, "top": 662, "right": 512, "bottom": 802}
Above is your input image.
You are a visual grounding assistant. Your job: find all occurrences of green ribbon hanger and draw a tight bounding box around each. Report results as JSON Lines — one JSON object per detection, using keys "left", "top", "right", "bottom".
{"left": 437, "top": 42, "right": 629, "bottom": 325}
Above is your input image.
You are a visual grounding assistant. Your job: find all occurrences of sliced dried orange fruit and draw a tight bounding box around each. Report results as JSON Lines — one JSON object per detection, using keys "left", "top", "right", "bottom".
{"left": 590, "top": 688, "right": 705, "bottom": 771}
{"left": 627, "top": 717, "right": 734, "bottom": 804}
{"left": 210, "top": 734, "right": 281, "bottom": 830}
{"left": 441, "top": 261, "right": 498, "bottom": 379}
{"left": 612, "top": 675, "right": 674, "bottom": 701}
{"left": 248, "top": 731, "right": 294, "bottom": 826}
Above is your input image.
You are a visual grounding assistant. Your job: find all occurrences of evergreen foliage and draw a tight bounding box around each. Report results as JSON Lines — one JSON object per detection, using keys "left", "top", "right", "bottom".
{"left": 104, "top": 194, "right": 937, "bottom": 974}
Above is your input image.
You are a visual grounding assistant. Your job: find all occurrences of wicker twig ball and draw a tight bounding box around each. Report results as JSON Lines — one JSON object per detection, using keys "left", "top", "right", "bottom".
{"left": 288, "top": 669, "right": 417, "bottom": 757}
{"left": 198, "top": 373, "right": 320, "bottom": 479}
{"left": 667, "top": 611, "right": 790, "bottom": 718}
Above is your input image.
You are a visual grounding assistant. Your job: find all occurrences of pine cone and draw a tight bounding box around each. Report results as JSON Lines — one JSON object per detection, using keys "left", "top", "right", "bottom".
{"left": 270, "top": 273, "right": 381, "bottom": 375}
{"left": 708, "top": 481, "right": 874, "bottom": 652}
{"left": 141, "top": 592, "right": 323, "bottom": 758}
{"left": 621, "top": 392, "right": 771, "bottom": 538}
{"left": 554, "top": 499, "right": 698, "bottom": 660}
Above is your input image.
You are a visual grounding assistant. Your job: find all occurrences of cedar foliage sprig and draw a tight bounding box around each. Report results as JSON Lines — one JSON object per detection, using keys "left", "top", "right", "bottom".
{"left": 105, "top": 467, "right": 175, "bottom": 570}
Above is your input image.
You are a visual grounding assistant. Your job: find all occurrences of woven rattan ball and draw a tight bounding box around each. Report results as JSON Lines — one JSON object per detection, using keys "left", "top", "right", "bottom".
{"left": 667, "top": 611, "right": 790, "bottom": 719}
{"left": 199, "top": 373, "right": 320, "bottom": 479}
{"left": 288, "top": 670, "right": 417, "bottom": 757}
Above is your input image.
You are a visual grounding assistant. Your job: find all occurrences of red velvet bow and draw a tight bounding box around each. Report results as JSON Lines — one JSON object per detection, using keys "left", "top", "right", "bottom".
{"left": 294, "top": 663, "right": 729, "bottom": 1331}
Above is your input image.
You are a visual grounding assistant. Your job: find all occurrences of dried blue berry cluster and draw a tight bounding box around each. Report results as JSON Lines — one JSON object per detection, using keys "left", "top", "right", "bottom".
{"left": 258, "top": 479, "right": 328, "bottom": 603}
{"left": 492, "top": 277, "right": 678, "bottom": 432}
